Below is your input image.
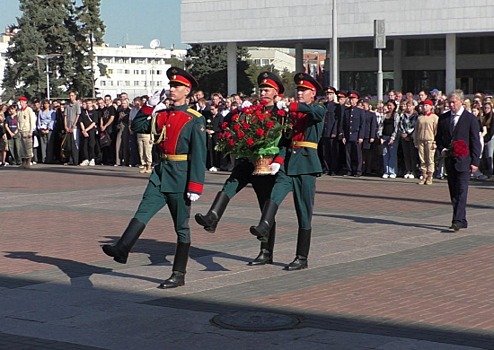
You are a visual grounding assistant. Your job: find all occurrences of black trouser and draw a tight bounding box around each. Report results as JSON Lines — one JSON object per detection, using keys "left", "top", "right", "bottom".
{"left": 80, "top": 129, "right": 96, "bottom": 161}
{"left": 345, "top": 140, "right": 362, "bottom": 175}
{"left": 320, "top": 137, "right": 340, "bottom": 173}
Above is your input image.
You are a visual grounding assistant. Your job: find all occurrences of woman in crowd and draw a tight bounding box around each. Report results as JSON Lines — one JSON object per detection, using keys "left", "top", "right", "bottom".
{"left": 482, "top": 102, "right": 494, "bottom": 178}
{"left": 379, "top": 100, "right": 400, "bottom": 178}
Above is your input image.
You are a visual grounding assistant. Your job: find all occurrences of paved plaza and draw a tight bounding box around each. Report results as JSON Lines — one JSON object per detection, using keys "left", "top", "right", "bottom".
{"left": 1, "top": 164, "right": 494, "bottom": 349}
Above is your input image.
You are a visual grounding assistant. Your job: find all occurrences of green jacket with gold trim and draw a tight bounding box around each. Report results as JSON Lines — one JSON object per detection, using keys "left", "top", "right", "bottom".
{"left": 132, "top": 104, "right": 206, "bottom": 194}
{"left": 273, "top": 102, "right": 326, "bottom": 176}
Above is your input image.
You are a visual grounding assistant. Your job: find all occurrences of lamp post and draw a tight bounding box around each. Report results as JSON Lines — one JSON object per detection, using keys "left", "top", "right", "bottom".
{"left": 37, "top": 54, "right": 59, "bottom": 102}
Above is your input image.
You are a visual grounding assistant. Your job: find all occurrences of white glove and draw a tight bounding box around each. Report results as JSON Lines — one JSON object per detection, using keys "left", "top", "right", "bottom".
{"left": 269, "top": 162, "right": 281, "bottom": 175}
{"left": 241, "top": 100, "right": 252, "bottom": 108}
{"left": 187, "top": 192, "right": 200, "bottom": 201}
{"left": 153, "top": 102, "right": 167, "bottom": 113}
{"left": 147, "top": 90, "right": 161, "bottom": 107}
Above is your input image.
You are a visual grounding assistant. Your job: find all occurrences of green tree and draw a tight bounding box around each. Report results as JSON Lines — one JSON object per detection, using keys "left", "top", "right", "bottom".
{"left": 186, "top": 44, "right": 254, "bottom": 96}
{"left": 1, "top": 0, "right": 106, "bottom": 101}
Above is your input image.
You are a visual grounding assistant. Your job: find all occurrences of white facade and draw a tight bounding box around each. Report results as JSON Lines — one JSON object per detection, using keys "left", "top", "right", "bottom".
{"left": 181, "top": 0, "right": 494, "bottom": 95}
{"left": 0, "top": 41, "right": 8, "bottom": 98}
{"left": 94, "top": 45, "right": 187, "bottom": 99}
{"left": 248, "top": 48, "right": 295, "bottom": 72}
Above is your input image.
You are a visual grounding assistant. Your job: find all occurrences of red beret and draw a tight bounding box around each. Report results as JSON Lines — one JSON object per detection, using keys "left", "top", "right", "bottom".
{"left": 424, "top": 99, "right": 434, "bottom": 106}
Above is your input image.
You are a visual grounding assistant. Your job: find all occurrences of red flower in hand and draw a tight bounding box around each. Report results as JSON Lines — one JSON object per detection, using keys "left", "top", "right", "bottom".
{"left": 246, "top": 138, "right": 255, "bottom": 146}
{"left": 451, "top": 139, "right": 469, "bottom": 158}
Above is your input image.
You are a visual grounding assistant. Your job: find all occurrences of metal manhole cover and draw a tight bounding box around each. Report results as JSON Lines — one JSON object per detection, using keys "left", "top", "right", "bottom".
{"left": 211, "top": 311, "right": 301, "bottom": 331}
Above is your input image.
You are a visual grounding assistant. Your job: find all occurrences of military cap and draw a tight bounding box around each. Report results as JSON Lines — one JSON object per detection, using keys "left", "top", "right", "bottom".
{"left": 336, "top": 90, "right": 347, "bottom": 99}
{"left": 324, "top": 86, "right": 336, "bottom": 94}
{"left": 347, "top": 90, "right": 360, "bottom": 99}
{"left": 18, "top": 96, "right": 28, "bottom": 101}
{"left": 257, "top": 71, "right": 285, "bottom": 95}
{"left": 294, "top": 72, "right": 322, "bottom": 93}
{"left": 166, "top": 66, "right": 198, "bottom": 89}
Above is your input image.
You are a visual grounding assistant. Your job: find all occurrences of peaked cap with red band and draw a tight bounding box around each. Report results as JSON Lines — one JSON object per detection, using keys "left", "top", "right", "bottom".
{"left": 294, "top": 72, "right": 322, "bottom": 93}
{"left": 347, "top": 90, "right": 360, "bottom": 99}
{"left": 336, "top": 90, "right": 347, "bottom": 99}
{"left": 166, "top": 66, "right": 199, "bottom": 90}
{"left": 257, "top": 71, "right": 285, "bottom": 95}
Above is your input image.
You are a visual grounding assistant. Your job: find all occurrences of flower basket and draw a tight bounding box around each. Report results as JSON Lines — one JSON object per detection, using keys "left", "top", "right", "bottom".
{"left": 215, "top": 101, "right": 288, "bottom": 173}
{"left": 251, "top": 156, "right": 273, "bottom": 175}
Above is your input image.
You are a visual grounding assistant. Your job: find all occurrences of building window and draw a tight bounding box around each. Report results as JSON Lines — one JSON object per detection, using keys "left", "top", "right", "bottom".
{"left": 125, "top": 81, "right": 130, "bottom": 86}
{"left": 134, "top": 81, "right": 140, "bottom": 86}
{"left": 117, "top": 69, "right": 123, "bottom": 74}
{"left": 107, "top": 69, "right": 113, "bottom": 75}
{"left": 100, "top": 81, "right": 106, "bottom": 86}
{"left": 134, "top": 70, "right": 140, "bottom": 75}
{"left": 141, "top": 70, "right": 146, "bottom": 75}
{"left": 402, "top": 70, "right": 445, "bottom": 94}
{"left": 156, "top": 70, "right": 162, "bottom": 75}
{"left": 156, "top": 81, "right": 161, "bottom": 86}
{"left": 124, "top": 69, "right": 130, "bottom": 74}
{"left": 405, "top": 38, "right": 445, "bottom": 56}
{"left": 117, "top": 58, "right": 124, "bottom": 64}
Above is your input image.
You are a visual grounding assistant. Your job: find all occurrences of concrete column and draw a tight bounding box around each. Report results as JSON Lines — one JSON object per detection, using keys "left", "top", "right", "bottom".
{"left": 331, "top": 0, "right": 339, "bottom": 89}
{"left": 295, "top": 43, "right": 304, "bottom": 73}
{"left": 393, "top": 39, "right": 402, "bottom": 91}
{"left": 445, "top": 34, "right": 456, "bottom": 94}
{"left": 226, "top": 42, "right": 237, "bottom": 95}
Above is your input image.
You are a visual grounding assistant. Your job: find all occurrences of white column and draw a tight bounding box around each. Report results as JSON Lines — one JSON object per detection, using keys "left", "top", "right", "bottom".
{"left": 295, "top": 43, "right": 304, "bottom": 73}
{"left": 445, "top": 34, "right": 456, "bottom": 94}
{"left": 331, "top": 0, "right": 339, "bottom": 88}
{"left": 393, "top": 39, "right": 402, "bottom": 91}
{"left": 226, "top": 42, "right": 237, "bottom": 95}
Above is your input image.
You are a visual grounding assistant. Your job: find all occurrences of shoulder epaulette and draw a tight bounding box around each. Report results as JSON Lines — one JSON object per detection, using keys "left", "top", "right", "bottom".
{"left": 187, "top": 108, "right": 203, "bottom": 118}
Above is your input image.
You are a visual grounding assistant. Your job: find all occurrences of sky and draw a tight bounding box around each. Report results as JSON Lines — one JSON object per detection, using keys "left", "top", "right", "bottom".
{"left": 0, "top": 0, "right": 186, "bottom": 49}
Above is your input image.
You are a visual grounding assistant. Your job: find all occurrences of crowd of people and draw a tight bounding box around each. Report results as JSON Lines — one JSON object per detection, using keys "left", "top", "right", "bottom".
{"left": 1, "top": 85, "right": 492, "bottom": 183}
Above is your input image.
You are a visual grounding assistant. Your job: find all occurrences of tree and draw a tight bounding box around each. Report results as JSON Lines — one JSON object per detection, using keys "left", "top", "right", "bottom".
{"left": 1, "top": 0, "right": 106, "bottom": 101}
{"left": 186, "top": 44, "right": 254, "bottom": 96}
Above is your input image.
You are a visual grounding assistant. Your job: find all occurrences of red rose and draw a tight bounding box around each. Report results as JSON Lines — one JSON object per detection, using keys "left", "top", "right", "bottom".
{"left": 256, "top": 128, "right": 265, "bottom": 137}
{"left": 218, "top": 132, "right": 224, "bottom": 139}
{"left": 233, "top": 124, "right": 241, "bottom": 132}
{"left": 277, "top": 110, "right": 286, "bottom": 117}
{"left": 246, "top": 138, "right": 255, "bottom": 146}
{"left": 266, "top": 121, "right": 275, "bottom": 129}
{"left": 242, "top": 123, "right": 250, "bottom": 130}
{"left": 259, "top": 99, "right": 268, "bottom": 106}
{"left": 231, "top": 115, "right": 239, "bottom": 122}
{"left": 237, "top": 131, "right": 245, "bottom": 139}
{"left": 228, "top": 139, "right": 235, "bottom": 147}
{"left": 224, "top": 131, "right": 231, "bottom": 139}
{"left": 257, "top": 113, "right": 266, "bottom": 121}
{"left": 222, "top": 122, "right": 229, "bottom": 129}
{"left": 452, "top": 139, "right": 469, "bottom": 158}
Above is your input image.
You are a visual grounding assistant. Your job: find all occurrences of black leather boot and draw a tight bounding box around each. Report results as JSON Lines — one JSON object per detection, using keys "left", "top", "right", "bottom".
{"left": 158, "top": 242, "right": 190, "bottom": 289}
{"left": 195, "top": 191, "right": 230, "bottom": 233}
{"left": 284, "top": 228, "right": 311, "bottom": 271}
{"left": 102, "top": 218, "right": 145, "bottom": 264}
{"left": 249, "top": 200, "right": 278, "bottom": 243}
{"left": 248, "top": 223, "right": 275, "bottom": 265}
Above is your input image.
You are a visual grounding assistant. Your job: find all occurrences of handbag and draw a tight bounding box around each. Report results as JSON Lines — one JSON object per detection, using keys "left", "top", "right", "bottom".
{"left": 99, "top": 131, "right": 111, "bottom": 148}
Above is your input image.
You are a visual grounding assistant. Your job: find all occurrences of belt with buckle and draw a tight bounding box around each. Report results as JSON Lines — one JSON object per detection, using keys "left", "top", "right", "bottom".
{"left": 161, "top": 154, "right": 189, "bottom": 161}
{"left": 292, "top": 141, "right": 318, "bottom": 149}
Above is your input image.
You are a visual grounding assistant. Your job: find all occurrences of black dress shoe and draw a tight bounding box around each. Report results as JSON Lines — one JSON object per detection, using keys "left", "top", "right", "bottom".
{"left": 158, "top": 271, "right": 185, "bottom": 289}
{"left": 283, "top": 256, "right": 308, "bottom": 271}
{"left": 449, "top": 223, "right": 466, "bottom": 231}
{"left": 248, "top": 250, "right": 273, "bottom": 266}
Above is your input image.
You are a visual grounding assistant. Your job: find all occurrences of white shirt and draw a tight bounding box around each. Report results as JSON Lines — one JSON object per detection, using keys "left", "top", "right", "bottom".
{"left": 453, "top": 106, "right": 464, "bottom": 128}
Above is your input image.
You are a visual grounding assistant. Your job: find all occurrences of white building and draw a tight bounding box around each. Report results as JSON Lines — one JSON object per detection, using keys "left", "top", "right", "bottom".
{"left": 94, "top": 45, "right": 187, "bottom": 99}
{"left": 248, "top": 48, "right": 295, "bottom": 73}
{"left": 181, "top": 0, "right": 494, "bottom": 96}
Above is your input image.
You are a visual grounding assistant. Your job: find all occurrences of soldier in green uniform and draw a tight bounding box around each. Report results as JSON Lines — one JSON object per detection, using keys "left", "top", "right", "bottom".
{"left": 102, "top": 67, "right": 206, "bottom": 289}
{"left": 250, "top": 72, "right": 326, "bottom": 271}
{"left": 195, "top": 72, "right": 285, "bottom": 265}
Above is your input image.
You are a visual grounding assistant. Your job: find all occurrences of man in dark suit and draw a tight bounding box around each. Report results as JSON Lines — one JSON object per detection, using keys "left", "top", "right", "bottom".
{"left": 436, "top": 89, "right": 481, "bottom": 231}
{"left": 361, "top": 98, "right": 378, "bottom": 176}
{"left": 319, "top": 86, "right": 338, "bottom": 175}
{"left": 340, "top": 90, "right": 365, "bottom": 177}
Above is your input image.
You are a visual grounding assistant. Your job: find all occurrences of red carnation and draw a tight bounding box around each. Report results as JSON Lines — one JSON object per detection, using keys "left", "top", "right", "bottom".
{"left": 256, "top": 128, "right": 265, "bottom": 137}
{"left": 246, "top": 138, "right": 255, "bottom": 146}
{"left": 233, "top": 124, "right": 241, "bottom": 132}
{"left": 266, "top": 121, "right": 275, "bottom": 129}
{"left": 237, "top": 131, "right": 245, "bottom": 139}
{"left": 451, "top": 139, "right": 469, "bottom": 158}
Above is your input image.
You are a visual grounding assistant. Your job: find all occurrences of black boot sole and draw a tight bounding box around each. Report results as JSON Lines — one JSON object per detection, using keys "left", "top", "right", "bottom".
{"left": 249, "top": 226, "right": 269, "bottom": 243}
{"left": 248, "top": 258, "right": 273, "bottom": 266}
{"left": 102, "top": 245, "right": 128, "bottom": 264}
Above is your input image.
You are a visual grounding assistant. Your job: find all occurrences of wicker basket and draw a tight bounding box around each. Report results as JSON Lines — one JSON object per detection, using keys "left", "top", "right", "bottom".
{"left": 251, "top": 157, "right": 273, "bottom": 175}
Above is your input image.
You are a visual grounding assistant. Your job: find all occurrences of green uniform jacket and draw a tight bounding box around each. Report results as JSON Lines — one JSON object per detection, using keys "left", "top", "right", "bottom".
{"left": 132, "top": 104, "right": 206, "bottom": 194}
{"left": 273, "top": 102, "right": 326, "bottom": 175}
